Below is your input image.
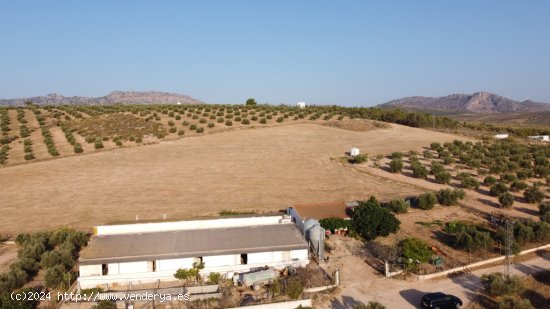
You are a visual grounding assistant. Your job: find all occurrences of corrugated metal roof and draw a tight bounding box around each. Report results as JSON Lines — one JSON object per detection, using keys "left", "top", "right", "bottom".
{"left": 79, "top": 223, "right": 308, "bottom": 265}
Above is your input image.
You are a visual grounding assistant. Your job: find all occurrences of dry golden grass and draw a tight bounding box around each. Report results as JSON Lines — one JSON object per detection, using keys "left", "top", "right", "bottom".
{"left": 0, "top": 122, "right": 465, "bottom": 234}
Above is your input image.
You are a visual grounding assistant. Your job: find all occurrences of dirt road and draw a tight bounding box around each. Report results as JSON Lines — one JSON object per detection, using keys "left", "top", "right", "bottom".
{"left": 319, "top": 238, "right": 549, "bottom": 308}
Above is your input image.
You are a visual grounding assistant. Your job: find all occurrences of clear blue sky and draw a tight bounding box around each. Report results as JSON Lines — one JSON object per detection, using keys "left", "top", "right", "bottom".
{"left": 1, "top": 1, "right": 549, "bottom": 105}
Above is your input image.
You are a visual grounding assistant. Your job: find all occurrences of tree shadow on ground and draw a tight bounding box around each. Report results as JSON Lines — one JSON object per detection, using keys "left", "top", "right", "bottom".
{"left": 477, "top": 198, "right": 501, "bottom": 209}
{"left": 399, "top": 289, "right": 428, "bottom": 308}
{"left": 514, "top": 206, "right": 539, "bottom": 216}
{"left": 449, "top": 271, "right": 481, "bottom": 292}
{"left": 330, "top": 295, "right": 364, "bottom": 309}
{"left": 522, "top": 289, "right": 547, "bottom": 308}
{"left": 514, "top": 263, "right": 546, "bottom": 277}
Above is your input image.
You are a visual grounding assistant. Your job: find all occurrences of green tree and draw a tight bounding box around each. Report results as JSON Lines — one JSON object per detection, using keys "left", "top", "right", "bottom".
{"left": 434, "top": 171, "right": 452, "bottom": 184}
{"left": 436, "top": 188, "right": 465, "bottom": 206}
{"left": 523, "top": 186, "right": 544, "bottom": 203}
{"left": 245, "top": 98, "right": 257, "bottom": 106}
{"left": 416, "top": 192, "right": 437, "bottom": 210}
{"left": 480, "top": 273, "right": 524, "bottom": 297}
{"left": 400, "top": 238, "right": 432, "bottom": 270}
{"left": 389, "top": 158, "right": 403, "bottom": 173}
{"left": 497, "top": 297, "right": 533, "bottom": 309}
{"left": 461, "top": 177, "right": 480, "bottom": 190}
{"left": 411, "top": 162, "right": 428, "bottom": 179}
{"left": 484, "top": 176, "right": 498, "bottom": 186}
{"left": 352, "top": 197, "right": 400, "bottom": 241}
{"left": 44, "top": 265, "right": 65, "bottom": 288}
{"left": 490, "top": 182, "right": 509, "bottom": 196}
{"left": 499, "top": 192, "right": 515, "bottom": 208}
{"left": 385, "top": 199, "right": 409, "bottom": 214}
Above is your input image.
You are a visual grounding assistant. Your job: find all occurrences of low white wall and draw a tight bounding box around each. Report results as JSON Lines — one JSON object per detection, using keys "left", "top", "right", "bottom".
{"left": 418, "top": 243, "right": 550, "bottom": 280}
{"left": 79, "top": 265, "right": 102, "bottom": 277}
{"left": 233, "top": 299, "right": 312, "bottom": 309}
{"left": 203, "top": 254, "right": 240, "bottom": 267}
{"left": 156, "top": 258, "right": 195, "bottom": 271}
{"left": 95, "top": 216, "right": 285, "bottom": 235}
{"left": 290, "top": 249, "right": 308, "bottom": 260}
{"left": 248, "top": 252, "right": 275, "bottom": 264}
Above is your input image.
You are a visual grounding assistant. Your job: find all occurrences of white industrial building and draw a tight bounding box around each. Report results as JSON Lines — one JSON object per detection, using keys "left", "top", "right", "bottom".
{"left": 78, "top": 215, "right": 309, "bottom": 289}
{"left": 297, "top": 102, "right": 306, "bottom": 109}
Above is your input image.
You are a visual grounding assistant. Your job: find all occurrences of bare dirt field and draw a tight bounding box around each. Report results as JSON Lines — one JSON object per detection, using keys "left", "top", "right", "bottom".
{"left": 0, "top": 122, "right": 465, "bottom": 234}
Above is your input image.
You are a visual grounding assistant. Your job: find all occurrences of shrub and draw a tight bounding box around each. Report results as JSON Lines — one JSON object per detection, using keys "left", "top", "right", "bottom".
{"left": 349, "top": 154, "right": 368, "bottom": 164}
{"left": 461, "top": 177, "right": 480, "bottom": 190}
{"left": 411, "top": 162, "right": 428, "bottom": 179}
{"left": 175, "top": 115, "right": 181, "bottom": 120}
{"left": 225, "top": 120, "right": 232, "bottom": 126}
{"left": 44, "top": 265, "right": 65, "bottom": 288}
{"left": 207, "top": 272, "right": 221, "bottom": 284}
{"left": 430, "top": 162, "right": 445, "bottom": 175}
{"left": 436, "top": 188, "right": 465, "bottom": 206}
{"left": 352, "top": 196, "right": 400, "bottom": 240}
{"left": 241, "top": 118, "right": 250, "bottom": 125}
{"left": 540, "top": 203, "right": 550, "bottom": 223}
{"left": 497, "top": 297, "right": 533, "bottom": 309}
{"left": 319, "top": 217, "right": 351, "bottom": 231}
{"left": 169, "top": 127, "right": 177, "bottom": 133}
{"left": 445, "top": 221, "right": 492, "bottom": 251}
{"left": 217, "top": 117, "right": 224, "bottom": 123}
{"left": 400, "top": 238, "right": 432, "bottom": 270}
{"left": 422, "top": 150, "right": 433, "bottom": 159}
{"left": 416, "top": 192, "right": 437, "bottom": 210}
{"left": 259, "top": 118, "right": 267, "bottom": 124}
{"left": 384, "top": 199, "right": 409, "bottom": 214}
{"left": 480, "top": 273, "right": 524, "bottom": 297}
{"left": 389, "top": 158, "right": 403, "bottom": 173}
{"left": 276, "top": 117, "right": 284, "bottom": 123}
{"left": 91, "top": 300, "right": 118, "bottom": 309}
{"left": 510, "top": 180, "right": 528, "bottom": 192}
{"left": 434, "top": 171, "right": 452, "bottom": 184}
{"left": 178, "top": 130, "right": 185, "bottom": 136}
{"left": 484, "top": 176, "right": 498, "bottom": 186}
{"left": 281, "top": 278, "right": 303, "bottom": 299}
{"left": 391, "top": 152, "right": 403, "bottom": 159}
{"left": 94, "top": 139, "right": 104, "bottom": 149}
{"left": 499, "top": 192, "right": 515, "bottom": 208}
{"left": 490, "top": 182, "right": 508, "bottom": 196}
{"left": 167, "top": 120, "right": 175, "bottom": 127}
{"left": 523, "top": 186, "right": 544, "bottom": 203}
{"left": 190, "top": 124, "right": 197, "bottom": 130}
{"left": 199, "top": 118, "right": 207, "bottom": 124}
{"left": 500, "top": 173, "right": 517, "bottom": 183}
{"left": 182, "top": 120, "right": 189, "bottom": 126}
{"left": 24, "top": 153, "right": 35, "bottom": 160}
{"left": 196, "top": 127, "right": 204, "bottom": 133}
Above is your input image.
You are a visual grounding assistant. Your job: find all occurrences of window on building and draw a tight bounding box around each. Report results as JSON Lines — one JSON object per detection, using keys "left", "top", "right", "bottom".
{"left": 241, "top": 253, "right": 248, "bottom": 265}
{"left": 102, "top": 264, "right": 108, "bottom": 275}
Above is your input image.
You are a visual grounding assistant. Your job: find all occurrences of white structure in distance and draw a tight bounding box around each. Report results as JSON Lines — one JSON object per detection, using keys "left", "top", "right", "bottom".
{"left": 528, "top": 135, "right": 549, "bottom": 142}
{"left": 350, "top": 147, "right": 360, "bottom": 156}
{"left": 494, "top": 133, "right": 509, "bottom": 139}
{"left": 297, "top": 102, "right": 306, "bottom": 109}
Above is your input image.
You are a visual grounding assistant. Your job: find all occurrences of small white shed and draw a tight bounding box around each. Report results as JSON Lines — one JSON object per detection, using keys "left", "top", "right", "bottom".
{"left": 494, "top": 133, "right": 509, "bottom": 139}
{"left": 350, "top": 147, "right": 360, "bottom": 156}
{"left": 297, "top": 102, "right": 306, "bottom": 109}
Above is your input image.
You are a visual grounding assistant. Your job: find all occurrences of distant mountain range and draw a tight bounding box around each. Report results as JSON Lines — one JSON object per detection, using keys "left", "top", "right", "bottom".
{"left": 378, "top": 92, "right": 550, "bottom": 114}
{"left": 0, "top": 91, "right": 203, "bottom": 106}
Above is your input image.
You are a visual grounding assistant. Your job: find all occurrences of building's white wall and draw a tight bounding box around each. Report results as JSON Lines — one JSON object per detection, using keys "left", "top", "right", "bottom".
{"left": 290, "top": 249, "right": 308, "bottom": 260}
{"left": 118, "top": 261, "right": 151, "bottom": 274}
{"left": 273, "top": 251, "right": 284, "bottom": 263}
{"left": 107, "top": 263, "right": 119, "bottom": 275}
{"left": 78, "top": 257, "right": 310, "bottom": 290}
{"left": 248, "top": 252, "right": 275, "bottom": 264}
{"left": 95, "top": 216, "right": 285, "bottom": 235}
{"left": 79, "top": 265, "right": 102, "bottom": 277}
{"left": 203, "top": 254, "right": 240, "bottom": 267}
{"left": 156, "top": 258, "right": 195, "bottom": 271}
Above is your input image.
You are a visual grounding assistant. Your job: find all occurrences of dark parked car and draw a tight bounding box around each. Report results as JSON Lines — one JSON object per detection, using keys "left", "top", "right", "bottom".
{"left": 421, "top": 292, "right": 463, "bottom": 308}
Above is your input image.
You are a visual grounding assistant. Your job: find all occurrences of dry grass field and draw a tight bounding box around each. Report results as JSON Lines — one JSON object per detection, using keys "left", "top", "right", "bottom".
{"left": 0, "top": 122, "right": 465, "bottom": 234}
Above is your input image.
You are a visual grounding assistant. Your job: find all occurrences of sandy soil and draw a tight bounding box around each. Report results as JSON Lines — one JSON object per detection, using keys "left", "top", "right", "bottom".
{"left": 316, "top": 236, "right": 549, "bottom": 309}
{"left": 0, "top": 123, "right": 465, "bottom": 234}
